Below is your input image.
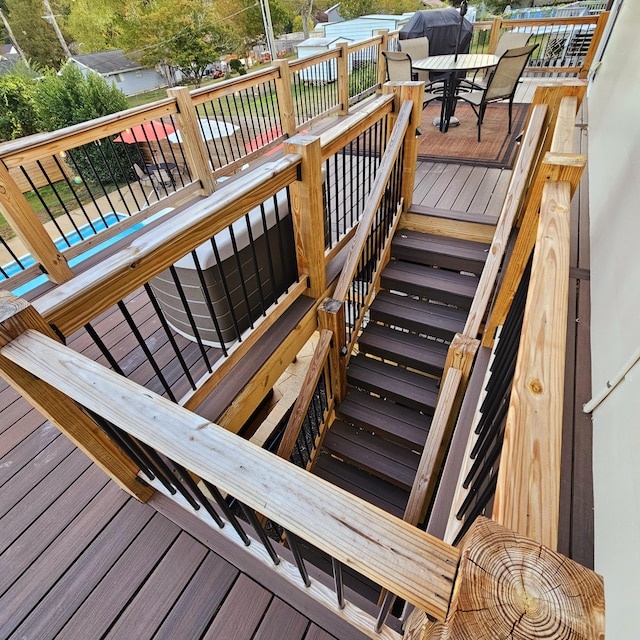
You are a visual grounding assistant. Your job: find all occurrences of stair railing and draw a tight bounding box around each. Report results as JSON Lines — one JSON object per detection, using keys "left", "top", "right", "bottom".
{"left": 436, "top": 88, "right": 587, "bottom": 552}
{"left": 401, "top": 83, "right": 588, "bottom": 530}
{"left": 0, "top": 294, "right": 605, "bottom": 640}
{"left": 276, "top": 329, "right": 335, "bottom": 470}
{"left": 316, "top": 82, "right": 425, "bottom": 402}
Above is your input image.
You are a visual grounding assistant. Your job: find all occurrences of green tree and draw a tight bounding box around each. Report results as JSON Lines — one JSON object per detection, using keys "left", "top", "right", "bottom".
{"left": 0, "top": 68, "right": 40, "bottom": 141}
{"left": 118, "top": 0, "right": 240, "bottom": 88}
{"left": 58, "top": 0, "right": 123, "bottom": 53}
{"left": 5, "top": 0, "right": 66, "bottom": 68}
{"left": 35, "top": 62, "right": 138, "bottom": 184}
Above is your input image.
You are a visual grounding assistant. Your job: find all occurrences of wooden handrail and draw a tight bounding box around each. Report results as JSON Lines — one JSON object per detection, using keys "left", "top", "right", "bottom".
{"left": 462, "top": 105, "right": 547, "bottom": 338}
{"left": 189, "top": 66, "right": 280, "bottom": 104}
{"left": 32, "top": 155, "right": 301, "bottom": 336}
{"left": 276, "top": 328, "right": 333, "bottom": 462}
{"left": 483, "top": 86, "right": 587, "bottom": 347}
{"left": 2, "top": 328, "right": 460, "bottom": 621}
{"left": 492, "top": 180, "right": 572, "bottom": 551}
{"left": 332, "top": 100, "right": 412, "bottom": 303}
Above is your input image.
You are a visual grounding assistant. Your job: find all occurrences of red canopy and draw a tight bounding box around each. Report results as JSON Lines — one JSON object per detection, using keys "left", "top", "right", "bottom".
{"left": 114, "top": 120, "right": 176, "bottom": 143}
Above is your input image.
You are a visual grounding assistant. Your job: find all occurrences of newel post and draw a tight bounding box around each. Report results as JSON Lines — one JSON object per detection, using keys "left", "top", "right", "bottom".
{"left": 382, "top": 81, "right": 424, "bottom": 210}
{"left": 0, "top": 162, "right": 74, "bottom": 284}
{"left": 318, "top": 298, "right": 347, "bottom": 404}
{"left": 0, "top": 291, "right": 153, "bottom": 502}
{"left": 487, "top": 18, "right": 503, "bottom": 55}
{"left": 405, "top": 518, "right": 604, "bottom": 640}
{"left": 166, "top": 86, "right": 216, "bottom": 196}
{"left": 376, "top": 29, "right": 389, "bottom": 90}
{"left": 283, "top": 134, "right": 326, "bottom": 298}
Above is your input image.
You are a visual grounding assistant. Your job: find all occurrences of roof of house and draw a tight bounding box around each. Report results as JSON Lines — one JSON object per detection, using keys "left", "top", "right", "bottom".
{"left": 70, "top": 49, "right": 144, "bottom": 76}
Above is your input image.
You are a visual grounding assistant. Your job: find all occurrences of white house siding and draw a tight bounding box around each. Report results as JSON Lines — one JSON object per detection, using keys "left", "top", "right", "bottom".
{"left": 587, "top": 1, "right": 640, "bottom": 637}
{"left": 320, "top": 15, "right": 412, "bottom": 43}
{"left": 110, "top": 68, "right": 166, "bottom": 96}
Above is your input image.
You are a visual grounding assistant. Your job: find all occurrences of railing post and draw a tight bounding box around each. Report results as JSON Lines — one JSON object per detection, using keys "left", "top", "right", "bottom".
{"left": 0, "top": 291, "right": 153, "bottom": 502}
{"left": 382, "top": 81, "right": 424, "bottom": 211}
{"left": 406, "top": 517, "right": 604, "bottom": 640}
{"left": 283, "top": 134, "right": 326, "bottom": 298}
{"left": 580, "top": 10, "right": 610, "bottom": 78}
{"left": 376, "top": 29, "right": 389, "bottom": 90}
{"left": 0, "top": 162, "right": 74, "bottom": 284}
{"left": 337, "top": 42, "right": 350, "bottom": 116}
{"left": 318, "top": 299, "right": 346, "bottom": 404}
{"left": 487, "top": 18, "right": 503, "bottom": 55}
{"left": 166, "top": 86, "right": 216, "bottom": 196}
{"left": 274, "top": 59, "right": 297, "bottom": 137}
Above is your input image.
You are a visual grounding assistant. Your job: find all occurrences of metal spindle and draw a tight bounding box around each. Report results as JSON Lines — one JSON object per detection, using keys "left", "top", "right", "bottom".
{"left": 376, "top": 590, "right": 396, "bottom": 632}
{"left": 209, "top": 236, "right": 243, "bottom": 342}
{"left": 284, "top": 530, "right": 311, "bottom": 587}
{"left": 238, "top": 502, "right": 280, "bottom": 565}
{"left": 332, "top": 557, "right": 345, "bottom": 609}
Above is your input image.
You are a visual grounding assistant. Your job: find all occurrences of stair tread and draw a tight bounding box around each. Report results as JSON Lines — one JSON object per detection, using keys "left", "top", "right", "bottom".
{"left": 393, "top": 230, "right": 490, "bottom": 264}
{"left": 347, "top": 354, "right": 439, "bottom": 414}
{"left": 383, "top": 260, "right": 479, "bottom": 297}
{"left": 314, "top": 452, "right": 409, "bottom": 518}
{"left": 370, "top": 290, "right": 467, "bottom": 339}
{"left": 337, "top": 389, "right": 431, "bottom": 450}
{"left": 323, "top": 420, "right": 419, "bottom": 489}
{"left": 358, "top": 323, "right": 448, "bottom": 375}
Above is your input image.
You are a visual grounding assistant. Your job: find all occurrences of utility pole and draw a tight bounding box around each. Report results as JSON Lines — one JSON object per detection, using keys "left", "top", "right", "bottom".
{"left": 259, "top": 0, "right": 277, "bottom": 62}
{"left": 0, "top": 10, "right": 29, "bottom": 65}
{"left": 42, "top": 0, "right": 72, "bottom": 59}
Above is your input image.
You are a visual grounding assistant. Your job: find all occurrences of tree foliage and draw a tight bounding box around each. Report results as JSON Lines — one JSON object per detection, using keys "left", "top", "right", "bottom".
{"left": 0, "top": 69, "right": 40, "bottom": 141}
{"left": 36, "top": 62, "right": 138, "bottom": 183}
{"left": 118, "top": 0, "right": 240, "bottom": 87}
{"left": 5, "top": 0, "right": 66, "bottom": 68}
{"left": 57, "top": 0, "right": 123, "bottom": 54}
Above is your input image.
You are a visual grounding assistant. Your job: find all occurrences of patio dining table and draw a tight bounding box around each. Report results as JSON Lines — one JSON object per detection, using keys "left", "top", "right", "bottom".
{"left": 412, "top": 53, "right": 499, "bottom": 132}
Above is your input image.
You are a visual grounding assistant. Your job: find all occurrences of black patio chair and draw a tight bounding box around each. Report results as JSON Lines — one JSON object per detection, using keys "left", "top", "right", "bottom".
{"left": 381, "top": 51, "right": 441, "bottom": 108}
{"left": 456, "top": 44, "right": 538, "bottom": 142}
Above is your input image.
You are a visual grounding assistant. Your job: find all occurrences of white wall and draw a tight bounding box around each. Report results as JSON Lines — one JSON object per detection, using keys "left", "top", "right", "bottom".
{"left": 587, "top": 1, "right": 640, "bottom": 637}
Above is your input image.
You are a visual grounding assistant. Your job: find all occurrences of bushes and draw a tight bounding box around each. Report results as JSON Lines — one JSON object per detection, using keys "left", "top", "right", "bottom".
{"left": 0, "top": 71, "right": 41, "bottom": 141}
{"left": 35, "top": 63, "right": 142, "bottom": 185}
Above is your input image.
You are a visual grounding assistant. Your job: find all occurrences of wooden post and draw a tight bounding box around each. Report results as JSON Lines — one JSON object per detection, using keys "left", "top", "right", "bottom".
{"left": 399, "top": 82, "right": 426, "bottom": 210}
{"left": 337, "top": 42, "right": 350, "bottom": 116}
{"left": 274, "top": 59, "right": 297, "bottom": 137}
{"left": 0, "top": 162, "right": 74, "bottom": 284}
{"left": 0, "top": 292, "right": 153, "bottom": 502}
{"left": 377, "top": 30, "right": 390, "bottom": 90}
{"left": 492, "top": 181, "right": 571, "bottom": 550}
{"left": 580, "top": 11, "right": 610, "bottom": 79}
{"left": 487, "top": 18, "right": 503, "bottom": 55}
{"left": 283, "top": 134, "right": 326, "bottom": 298}
{"left": 318, "top": 298, "right": 347, "bottom": 404}
{"left": 166, "top": 87, "right": 216, "bottom": 196}
{"left": 407, "top": 517, "right": 605, "bottom": 640}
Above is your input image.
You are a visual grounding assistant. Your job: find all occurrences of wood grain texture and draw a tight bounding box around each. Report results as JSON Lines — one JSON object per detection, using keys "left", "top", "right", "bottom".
{"left": 0, "top": 163, "right": 73, "bottom": 284}
{"left": 492, "top": 182, "right": 571, "bottom": 550}
{"left": 425, "top": 517, "right": 604, "bottom": 640}
{"left": 2, "top": 329, "right": 460, "bottom": 620}
{"left": 167, "top": 87, "right": 216, "bottom": 196}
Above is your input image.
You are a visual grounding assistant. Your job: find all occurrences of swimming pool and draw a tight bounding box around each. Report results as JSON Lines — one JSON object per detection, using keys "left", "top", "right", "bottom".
{"left": 2, "top": 211, "right": 165, "bottom": 297}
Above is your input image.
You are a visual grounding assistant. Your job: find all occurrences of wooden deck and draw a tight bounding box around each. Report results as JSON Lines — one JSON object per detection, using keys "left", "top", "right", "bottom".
{"left": 0, "top": 79, "right": 593, "bottom": 638}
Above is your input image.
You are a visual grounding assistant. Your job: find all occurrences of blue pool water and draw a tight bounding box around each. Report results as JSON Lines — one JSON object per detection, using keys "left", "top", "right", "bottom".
{"left": 2, "top": 212, "right": 158, "bottom": 297}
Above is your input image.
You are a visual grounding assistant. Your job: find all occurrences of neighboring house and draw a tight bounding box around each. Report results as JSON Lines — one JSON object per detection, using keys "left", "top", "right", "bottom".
{"left": 318, "top": 14, "right": 414, "bottom": 43}
{"left": 0, "top": 43, "right": 18, "bottom": 59}
{"left": 69, "top": 50, "right": 166, "bottom": 97}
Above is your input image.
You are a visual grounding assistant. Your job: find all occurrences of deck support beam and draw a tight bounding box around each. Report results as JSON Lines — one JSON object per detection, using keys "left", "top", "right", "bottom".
{"left": 0, "top": 292, "right": 152, "bottom": 501}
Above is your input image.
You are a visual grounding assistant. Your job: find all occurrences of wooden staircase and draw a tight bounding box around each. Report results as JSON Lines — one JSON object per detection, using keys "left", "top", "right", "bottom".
{"left": 314, "top": 228, "right": 489, "bottom": 520}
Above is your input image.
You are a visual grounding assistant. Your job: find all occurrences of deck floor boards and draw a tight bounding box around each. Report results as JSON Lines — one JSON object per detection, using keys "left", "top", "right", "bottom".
{"left": 0, "top": 78, "right": 591, "bottom": 638}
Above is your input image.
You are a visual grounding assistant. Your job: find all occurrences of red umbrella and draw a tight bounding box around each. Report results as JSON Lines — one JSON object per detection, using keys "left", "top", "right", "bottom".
{"left": 114, "top": 120, "right": 176, "bottom": 143}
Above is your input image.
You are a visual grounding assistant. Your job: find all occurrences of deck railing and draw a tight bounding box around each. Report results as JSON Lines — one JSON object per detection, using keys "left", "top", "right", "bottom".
{"left": 470, "top": 12, "right": 608, "bottom": 77}
{"left": 0, "top": 78, "right": 606, "bottom": 638}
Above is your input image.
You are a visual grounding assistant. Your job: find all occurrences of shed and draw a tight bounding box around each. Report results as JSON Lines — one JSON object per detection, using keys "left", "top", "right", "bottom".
{"left": 297, "top": 37, "right": 353, "bottom": 83}
{"left": 69, "top": 50, "right": 166, "bottom": 97}
{"left": 320, "top": 14, "right": 413, "bottom": 43}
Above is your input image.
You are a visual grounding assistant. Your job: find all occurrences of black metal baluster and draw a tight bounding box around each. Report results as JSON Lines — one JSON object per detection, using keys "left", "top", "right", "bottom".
{"left": 209, "top": 236, "right": 243, "bottom": 342}
{"left": 238, "top": 502, "right": 280, "bottom": 565}
{"left": 376, "top": 590, "right": 396, "bottom": 632}
{"left": 284, "top": 530, "right": 311, "bottom": 587}
{"left": 332, "top": 557, "right": 345, "bottom": 608}
{"left": 202, "top": 481, "right": 251, "bottom": 545}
